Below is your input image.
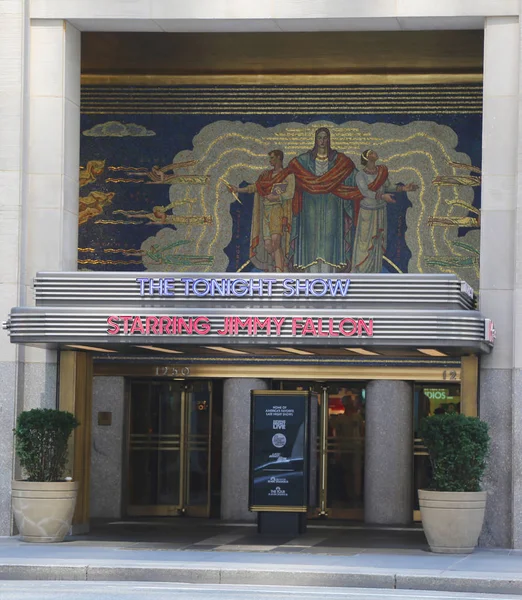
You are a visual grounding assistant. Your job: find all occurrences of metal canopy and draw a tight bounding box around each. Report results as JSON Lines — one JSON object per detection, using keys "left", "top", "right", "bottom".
{"left": 3, "top": 272, "right": 494, "bottom": 355}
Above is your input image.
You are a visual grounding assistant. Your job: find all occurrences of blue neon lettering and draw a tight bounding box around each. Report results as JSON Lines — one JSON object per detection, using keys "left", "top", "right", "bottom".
{"left": 265, "top": 279, "right": 276, "bottom": 295}
{"left": 249, "top": 279, "right": 263, "bottom": 296}
{"left": 231, "top": 279, "right": 249, "bottom": 296}
{"left": 282, "top": 278, "right": 296, "bottom": 297}
{"left": 310, "top": 279, "right": 328, "bottom": 296}
{"left": 136, "top": 276, "right": 350, "bottom": 298}
{"left": 148, "top": 278, "right": 162, "bottom": 295}
{"left": 210, "top": 279, "right": 225, "bottom": 297}
{"left": 295, "top": 279, "right": 309, "bottom": 296}
{"left": 181, "top": 278, "right": 193, "bottom": 295}
{"left": 163, "top": 278, "right": 175, "bottom": 296}
{"left": 193, "top": 278, "right": 211, "bottom": 296}
{"left": 136, "top": 278, "right": 149, "bottom": 296}
{"left": 327, "top": 279, "right": 351, "bottom": 296}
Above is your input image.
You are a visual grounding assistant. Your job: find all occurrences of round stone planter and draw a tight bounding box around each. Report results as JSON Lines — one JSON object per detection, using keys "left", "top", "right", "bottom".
{"left": 11, "top": 480, "right": 78, "bottom": 542}
{"left": 418, "top": 489, "right": 487, "bottom": 553}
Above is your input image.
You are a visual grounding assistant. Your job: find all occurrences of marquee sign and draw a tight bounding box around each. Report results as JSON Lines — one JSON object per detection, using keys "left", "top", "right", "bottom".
{"left": 2, "top": 272, "right": 494, "bottom": 353}
{"left": 136, "top": 276, "right": 351, "bottom": 298}
{"left": 31, "top": 271, "right": 476, "bottom": 309}
{"left": 106, "top": 315, "right": 373, "bottom": 338}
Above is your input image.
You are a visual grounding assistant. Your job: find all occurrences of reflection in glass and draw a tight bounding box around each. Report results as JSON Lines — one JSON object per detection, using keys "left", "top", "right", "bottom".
{"left": 413, "top": 383, "right": 461, "bottom": 510}
{"left": 187, "top": 381, "right": 212, "bottom": 509}
{"left": 327, "top": 385, "right": 365, "bottom": 512}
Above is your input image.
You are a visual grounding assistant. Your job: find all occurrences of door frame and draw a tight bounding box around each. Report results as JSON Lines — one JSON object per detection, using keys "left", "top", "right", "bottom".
{"left": 123, "top": 379, "right": 213, "bottom": 517}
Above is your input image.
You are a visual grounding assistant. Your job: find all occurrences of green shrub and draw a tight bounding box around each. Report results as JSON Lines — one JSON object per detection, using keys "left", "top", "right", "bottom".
{"left": 14, "top": 409, "right": 79, "bottom": 482}
{"left": 419, "top": 413, "right": 490, "bottom": 492}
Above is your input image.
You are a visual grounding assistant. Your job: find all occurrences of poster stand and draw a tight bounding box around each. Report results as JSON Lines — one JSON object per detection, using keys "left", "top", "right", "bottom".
{"left": 249, "top": 391, "right": 318, "bottom": 536}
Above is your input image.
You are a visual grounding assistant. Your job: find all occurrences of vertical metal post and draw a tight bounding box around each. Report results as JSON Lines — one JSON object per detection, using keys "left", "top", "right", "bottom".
{"left": 318, "top": 385, "right": 329, "bottom": 516}
{"left": 179, "top": 384, "right": 189, "bottom": 514}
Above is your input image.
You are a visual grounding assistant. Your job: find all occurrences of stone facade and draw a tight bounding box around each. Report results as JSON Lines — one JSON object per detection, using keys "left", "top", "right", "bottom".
{"left": 2, "top": 0, "right": 522, "bottom": 547}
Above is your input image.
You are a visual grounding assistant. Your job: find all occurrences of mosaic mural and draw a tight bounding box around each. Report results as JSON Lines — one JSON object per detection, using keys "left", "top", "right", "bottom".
{"left": 79, "top": 84, "right": 482, "bottom": 289}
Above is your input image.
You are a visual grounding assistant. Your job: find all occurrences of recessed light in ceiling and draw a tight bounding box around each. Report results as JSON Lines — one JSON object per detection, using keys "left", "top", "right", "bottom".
{"left": 417, "top": 348, "right": 447, "bottom": 357}
{"left": 135, "top": 345, "right": 183, "bottom": 354}
{"left": 201, "top": 346, "right": 250, "bottom": 355}
{"left": 276, "top": 347, "right": 315, "bottom": 356}
{"left": 346, "top": 348, "right": 380, "bottom": 356}
{"left": 66, "top": 345, "right": 117, "bottom": 353}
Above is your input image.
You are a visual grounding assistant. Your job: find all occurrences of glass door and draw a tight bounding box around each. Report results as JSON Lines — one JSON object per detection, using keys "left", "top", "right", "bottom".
{"left": 413, "top": 383, "right": 461, "bottom": 520}
{"left": 183, "top": 381, "right": 213, "bottom": 517}
{"left": 276, "top": 381, "right": 365, "bottom": 520}
{"left": 324, "top": 384, "right": 365, "bottom": 519}
{"left": 127, "top": 380, "right": 212, "bottom": 517}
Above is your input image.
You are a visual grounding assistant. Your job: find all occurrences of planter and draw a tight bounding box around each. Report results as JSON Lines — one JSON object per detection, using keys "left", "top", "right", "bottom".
{"left": 11, "top": 480, "right": 78, "bottom": 543}
{"left": 418, "top": 489, "right": 487, "bottom": 553}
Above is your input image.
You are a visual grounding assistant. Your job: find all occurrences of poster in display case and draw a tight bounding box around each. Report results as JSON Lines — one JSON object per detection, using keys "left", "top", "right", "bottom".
{"left": 249, "top": 391, "right": 317, "bottom": 512}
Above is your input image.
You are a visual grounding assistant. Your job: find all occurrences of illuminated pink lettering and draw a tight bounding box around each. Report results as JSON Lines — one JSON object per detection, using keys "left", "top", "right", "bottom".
{"left": 121, "top": 315, "right": 133, "bottom": 335}
{"left": 217, "top": 317, "right": 234, "bottom": 335}
{"left": 273, "top": 317, "right": 286, "bottom": 336}
{"left": 253, "top": 317, "right": 271, "bottom": 336}
{"left": 358, "top": 318, "right": 374, "bottom": 336}
{"left": 177, "top": 317, "right": 193, "bottom": 334}
{"left": 316, "top": 318, "right": 328, "bottom": 337}
{"left": 159, "top": 316, "right": 173, "bottom": 334}
{"left": 301, "top": 318, "right": 317, "bottom": 336}
{"left": 194, "top": 316, "right": 211, "bottom": 335}
{"left": 130, "top": 316, "right": 145, "bottom": 335}
{"left": 339, "top": 318, "right": 357, "bottom": 337}
{"left": 291, "top": 318, "right": 303, "bottom": 336}
{"left": 236, "top": 317, "right": 253, "bottom": 335}
{"left": 328, "top": 319, "right": 339, "bottom": 337}
{"left": 107, "top": 316, "right": 120, "bottom": 335}
{"left": 146, "top": 316, "right": 160, "bottom": 335}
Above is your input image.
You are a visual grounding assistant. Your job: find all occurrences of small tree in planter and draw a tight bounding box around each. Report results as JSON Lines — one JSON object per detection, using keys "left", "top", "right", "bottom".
{"left": 419, "top": 413, "right": 490, "bottom": 553}
{"left": 12, "top": 409, "right": 80, "bottom": 542}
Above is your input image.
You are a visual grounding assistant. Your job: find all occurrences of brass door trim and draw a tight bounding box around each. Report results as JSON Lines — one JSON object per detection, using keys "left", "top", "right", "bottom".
{"left": 318, "top": 386, "right": 329, "bottom": 517}
{"left": 179, "top": 385, "right": 189, "bottom": 515}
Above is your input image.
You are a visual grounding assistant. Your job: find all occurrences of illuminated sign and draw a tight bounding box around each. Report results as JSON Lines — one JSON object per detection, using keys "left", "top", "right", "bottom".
{"left": 424, "top": 389, "right": 449, "bottom": 401}
{"left": 135, "top": 277, "right": 351, "bottom": 298}
{"left": 106, "top": 315, "right": 374, "bottom": 338}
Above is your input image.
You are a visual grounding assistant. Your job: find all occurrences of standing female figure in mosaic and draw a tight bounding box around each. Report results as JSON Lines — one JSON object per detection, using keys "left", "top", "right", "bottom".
{"left": 353, "top": 149, "right": 418, "bottom": 273}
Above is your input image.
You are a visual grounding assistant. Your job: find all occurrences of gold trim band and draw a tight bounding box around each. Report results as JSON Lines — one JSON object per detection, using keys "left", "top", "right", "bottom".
{"left": 94, "top": 362, "right": 461, "bottom": 382}
{"left": 81, "top": 74, "right": 483, "bottom": 86}
{"left": 250, "top": 506, "right": 308, "bottom": 513}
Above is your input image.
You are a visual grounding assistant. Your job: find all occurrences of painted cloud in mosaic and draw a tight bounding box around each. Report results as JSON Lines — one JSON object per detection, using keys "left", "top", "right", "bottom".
{"left": 79, "top": 85, "right": 481, "bottom": 289}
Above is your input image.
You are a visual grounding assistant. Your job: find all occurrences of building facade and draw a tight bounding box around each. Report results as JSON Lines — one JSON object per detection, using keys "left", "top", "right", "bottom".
{"left": 1, "top": 0, "right": 521, "bottom": 547}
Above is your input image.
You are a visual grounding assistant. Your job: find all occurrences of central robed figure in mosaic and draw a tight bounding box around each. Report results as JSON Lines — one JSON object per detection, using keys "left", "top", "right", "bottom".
{"left": 287, "top": 127, "right": 364, "bottom": 273}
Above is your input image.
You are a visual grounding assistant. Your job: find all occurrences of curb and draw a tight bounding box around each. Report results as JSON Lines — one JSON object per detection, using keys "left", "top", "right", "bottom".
{"left": 1, "top": 563, "right": 522, "bottom": 595}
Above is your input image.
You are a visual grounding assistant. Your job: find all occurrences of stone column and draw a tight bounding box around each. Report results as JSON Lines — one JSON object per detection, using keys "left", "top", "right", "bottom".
{"left": 90, "top": 377, "right": 125, "bottom": 519}
{"left": 221, "top": 378, "right": 268, "bottom": 521}
{"left": 19, "top": 19, "right": 81, "bottom": 411}
{"left": 479, "top": 16, "right": 518, "bottom": 548}
{"left": 0, "top": 0, "right": 27, "bottom": 537}
{"left": 364, "top": 380, "right": 413, "bottom": 525}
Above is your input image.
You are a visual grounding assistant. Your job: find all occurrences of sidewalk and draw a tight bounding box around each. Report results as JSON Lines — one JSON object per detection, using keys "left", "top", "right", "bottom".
{"left": 1, "top": 520, "right": 522, "bottom": 596}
